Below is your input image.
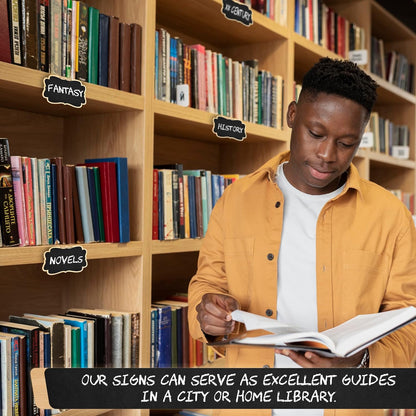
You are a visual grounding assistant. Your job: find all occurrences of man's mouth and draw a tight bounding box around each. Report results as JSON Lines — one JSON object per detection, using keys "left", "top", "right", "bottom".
{"left": 309, "top": 166, "right": 335, "bottom": 180}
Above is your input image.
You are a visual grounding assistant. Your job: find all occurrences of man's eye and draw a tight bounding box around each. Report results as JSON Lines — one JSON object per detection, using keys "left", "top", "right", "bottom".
{"left": 339, "top": 142, "right": 354, "bottom": 148}
{"left": 309, "top": 130, "right": 322, "bottom": 138}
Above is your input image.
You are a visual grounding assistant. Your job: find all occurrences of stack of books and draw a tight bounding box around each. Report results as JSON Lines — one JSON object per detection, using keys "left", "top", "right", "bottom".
{"left": 153, "top": 164, "right": 241, "bottom": 241}
{"left": 0, "top": 0, "right": 142, "bottom": 93}
{"left": 0, "top": 138, "right": 130, "bottom": 247}
{"left": 0, "top": 308, "right": 140, "bottom": 416}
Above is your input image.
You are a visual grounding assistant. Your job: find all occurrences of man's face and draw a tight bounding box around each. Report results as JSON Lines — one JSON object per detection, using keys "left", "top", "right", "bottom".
{"left": 285, "top": 92, "right": 368, "bottom": 195}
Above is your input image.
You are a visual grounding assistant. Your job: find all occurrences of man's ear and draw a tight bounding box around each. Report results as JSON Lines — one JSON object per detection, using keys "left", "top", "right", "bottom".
{"left": 286, "top": 100, "right": 297, "bottom": 128}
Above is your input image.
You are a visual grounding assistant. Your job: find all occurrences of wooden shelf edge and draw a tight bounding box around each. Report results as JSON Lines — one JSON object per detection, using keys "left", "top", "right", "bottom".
{"left": 152, "top": 239, "right": 203, "bottom": 254}
{"left": 0, "top": 62, "right": 144, "bottom": 114}
{"left": 153, "top": 100, "right": 289, "bottom": 143}
{"left": 293, "top": 32, "right": 340, "bottom": 60}
{"left": 356, "top": 149, "right": 416, "bottom": 168}
{"left": 371, "top": 73, "right": 416, "bottom": 105}
{"left": 0, "top": 241, "right": 143, "bottom": 266}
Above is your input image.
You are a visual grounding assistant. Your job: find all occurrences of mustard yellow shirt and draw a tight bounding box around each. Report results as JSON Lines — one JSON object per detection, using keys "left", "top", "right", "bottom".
{"left": 188, "top": 151, "right": 416, "bottom": 416}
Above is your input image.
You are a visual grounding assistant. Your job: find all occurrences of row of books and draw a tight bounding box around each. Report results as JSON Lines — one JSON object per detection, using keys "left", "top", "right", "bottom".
{"left": 367, "top": 112, "right": 410, "bottom": 159}
{"left": 0, "top": 139, "right": 129, "bottom": 247}
{"left": 153, "top": 164, "right": 241, "bottom": 241}
{"left": 294, "top": 0, "right": 366, "bottom": 58}
{"left": 371, "top": 37, "right": 414, "bottom": 94}
{"left": 239, "top": 0, "right": 288, "bottom": 26}
{"left": 151, "top": 294, "right": 218, "bottom": 369}
{"left": 0, "top": 308, "right": 140, "bottom": 416}
{"left": 389, "top": 189, "right": 414, "bottom": 216}
{"left": 0, "top": 0, "right": 142, "bottom": 93}
{"left": 155, "top": 28, "right": 285, "bottom": 128}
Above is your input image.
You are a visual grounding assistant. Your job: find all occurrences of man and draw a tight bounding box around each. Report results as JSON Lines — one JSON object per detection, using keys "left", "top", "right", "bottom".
{"left": 188, "top": 58, "right": 416, "bottom": 416}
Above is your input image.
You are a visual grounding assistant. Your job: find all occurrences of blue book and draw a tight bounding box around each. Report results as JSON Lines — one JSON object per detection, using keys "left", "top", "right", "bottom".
{"left": 98, "top": 13, "right": 110, "bottom": 87}
{"left": 50, "top": 162, "right": 59, "bottom": 244}
{"left": 43, "top": 332, "right": 51, "bottom": 368}
{"left": 85, "top": 157, "right": 130, "bottom": 243}
{"left": 158, "top": 170, "right": 164, "bottom": 240}
{"left": 152, "top": 304, "right": 172, "bottom": 368}
{"left": 187, "top": 175, "right": 197, "bottom": 238}
{"left": 86, "top": 167, "right": 100, "bottom": 242}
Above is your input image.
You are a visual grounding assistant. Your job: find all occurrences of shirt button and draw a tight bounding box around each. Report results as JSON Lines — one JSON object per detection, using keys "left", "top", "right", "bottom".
{"left": 275, "top": 201, "right": 281, "bottom": 208}
{"left": 267, "top": 253, "right": 274, "bottom": 260}
{"left": 265, "top": 309, "right": 273, "bottom": 316}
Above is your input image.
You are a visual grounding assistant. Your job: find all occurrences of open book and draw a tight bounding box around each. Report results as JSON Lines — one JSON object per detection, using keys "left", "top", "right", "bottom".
{"left": 209, "top": 307, "right": 416, "bottom": 358}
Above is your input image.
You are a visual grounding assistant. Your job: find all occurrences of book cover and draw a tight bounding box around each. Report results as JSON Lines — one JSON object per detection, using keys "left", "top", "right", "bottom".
{"left": 85, "top": 159, "right": 124, "bottom": 242}
{"left": 119, "top": 22, "right": 131, "bottom": 92}
{"left": 159, "top": 169, "right": 174, "bottom": 240}
{"left": 42, "top": 158, "right": 53, "bottom": 244}
{"left": 158, "top": 170, "right": 164, "bottom": 240}
{"left": 86, "top": 166, "right": 100, "bottom": 242}
{"left": 108, "top": 15, "right": 120, "bottom": 89}
{"left": 74, "top": 165, "right": 95, "bottom": 243}
{"left": 190, "top": 44, "right": 207, "bottom": 110}
{"left": 0, "top": 139, "right": 19, "bottom": 246}
{"left": 152, "top": 169, "right": 159, "bottom": 240}
{"left": 130, "top": 312, "right": 140, "bottom": 368}
{"left": 50, "top": 161, "right": 59, "bottom": 243}
{"left": 224, "top": 307, "right": 416, "bottom": 358}
{"left": 23, "top": 0, "right": 38, "bottom": 69}
{"left": 76, "top": 0, "right": 88, "bottom": 81}
{"left": 65, "top": 0, "right": 72, "bottom": 77}
{"left": 50, "top": 157, "right": 66, "bottom": 244}
{"left": 30, "top": 158, "right": 41, "bottom": 245}
{"left": 152, "top": 304, "right": 172, "bottom": 368}
{"left": 63, "top": 164, "right": 75, "bottom": 244}
{"left": 0, "top": 0, "right": 11, "bottom": 63}
{"left": 97, "top": 13, "right": 109, "bottom": 87}
{"left": 49, "top": 0, "right": 62, "bottom": 75}
{"left": 130, "top": 23, "right": 142, "bottom": 94}
{"left": 87, "top": 6, "right": 99, "bottom": 84}
{"left": 10, "top": 156, "right": 28, "bottom": 246}
{"left": 38, "top": 0, "right": 49, "bottom": 72}
{"left": 70, "top": 164, "right": 84, "bottom": 243}
{"left": 0, "top": 334, "right": 13, "bottom": 416}
{"left": 7, "top": 0, "right": 22, "bottom": 65}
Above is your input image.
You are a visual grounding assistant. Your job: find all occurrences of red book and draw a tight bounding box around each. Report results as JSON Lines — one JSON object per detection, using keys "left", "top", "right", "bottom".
{"left": 0, "top": 0, "right": 11, "bottom": 63}
{"left": 85, "top": 161, "right": 119, "bottom": 242}
{"left": 152, "top": 169, "right": 159, "bottom": 240}
{"left": 189, "top": 44, "right": 207, "bottom": 111}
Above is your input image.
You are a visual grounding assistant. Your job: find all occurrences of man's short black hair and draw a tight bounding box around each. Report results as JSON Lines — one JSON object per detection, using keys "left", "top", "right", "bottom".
{"left": 300, "top": 57, "right": 378, "bottom": 114}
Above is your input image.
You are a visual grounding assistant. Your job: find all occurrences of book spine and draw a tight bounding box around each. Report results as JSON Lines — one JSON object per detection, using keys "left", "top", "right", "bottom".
{"left": 74, "top": 165, "right": 94, "bottom": 243}
{"left": 152, "top": 169, "right": 159, "bottom": 240}
{"left": 87, "top": 6, "right": 99, "bottom": 84}
{"left": 119, "top": 22, "right": 131, "bottom": 92}
{"left": 52, "top": 157, "right": 66, "bottom": 244}
{"left": 156, "top": 306, "right": 172, "bottom": 368}
{"left": 111, "top": 315, "right": 123, "bottom": 368}
{"left": 122, "top": 314, "right": 131, "bottom": 368}
{"left": 8, "top": 0, "right": 22, "bottom": 65}
{"left": 63, "top": 164, "right": 75, "bottom": 244}
{"left": 10, "top": 156, "right": 28, "bottom": 246}
{"left": 130, "top": 313, "right": 140, "bottom": 367}
{"left": 0, "top": 139, "right": 19, "bottom": 246}
{"left": 11, "top": 336, "right": 19, "bottom": 416}
{"left": 71, "top": 164, "right": 84, "bottom": 243}
{"left": 38, "top": 0, "right": 49, "bottom": 72}
{"left": 37, "top": 158, "right": 48, "bottom": 245}
{"left": 0, "top": 0, "right": 12, "bottom": 63}
{"left": 49, "top": 0, "right": 62, "bottom": 75}
{"left": 98, "top": 13, "right": 109, "bottom": 87}
{"left": 130, "top": 23, "right": 142, "bottom": 94}
{"left": 24, "top": 0, "right": 38, "bottom": 69}
{"left": 65, "top": 0, "right": 72, "bottom": 77}
{"left": 61, "top": 0, "right": 68, "bottom": 77}
{"left": 108, "top": 16, "right": 120, "bottom": 89}
{"left": 86, "top": 166, "right": 100, "bottom": 242}
{"left": 76, "top": 0, "right": 88, "bottom": 81}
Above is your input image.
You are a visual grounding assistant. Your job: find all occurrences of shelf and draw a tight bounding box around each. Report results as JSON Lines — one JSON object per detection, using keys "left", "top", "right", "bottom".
{"left": 153, "top": 100, "right": 290, "bottom": 143}
{"left": 152, "top": 239, "right": 203, "bottom": 254}
{"left": 156, "top": 0, "right": 288, "bottom": 47}
{"left": 293, "top": 32, "right": 340, "bottom": 78}
{"left": 0, "top": 241, "right": 143, "bottom": 266}
{"left": 356, "top": 148, "right": 416, "bottom": 169}
{"left": 371, "top": 73, "right": 416, "bottom": 105}
{"left": 0, "top": 62, "right": 144, "bottom": 116}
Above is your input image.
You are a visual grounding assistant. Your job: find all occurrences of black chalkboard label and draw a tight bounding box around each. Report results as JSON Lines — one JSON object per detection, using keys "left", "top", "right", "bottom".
{"left": 213, "top": 116, "right": 247, "bottom": 141}
{"left": 42, "top": 75, "right": 87, "bottom": 108}
{"left": 221, "top": 0, "right": 253, "bottom": 26}
{"left": 42, "top": 246, "right": 88, "bottom": 275}
{"left": 39, "top": 368, "right": 416, "bottom": 409}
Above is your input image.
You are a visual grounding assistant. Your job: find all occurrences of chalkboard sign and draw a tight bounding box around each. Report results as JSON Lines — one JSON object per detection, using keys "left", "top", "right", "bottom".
{"left": 221, "top": 0, "right": 253, "bottom": 26}
{"left": 42, "top": 75, "right": 87, "bottom": 108}
{"left": 37, "top": 368, "right": 416, "bottom": 410}
{"left": 212, "top": 116, "right": 247, "bottom": 141}
{"left": 42, "top": 246, "right": 88, "bottom": 275}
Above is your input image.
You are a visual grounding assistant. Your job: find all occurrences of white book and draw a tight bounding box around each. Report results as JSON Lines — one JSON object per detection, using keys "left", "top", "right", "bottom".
{"left": 216, "top": 307, "right": 416, "bottom": 358}
{"left": 75, "top": 165, "right": 95, "bottom": 243}
{"left": 0, "top": 337, "right": 12, "bottom": 416}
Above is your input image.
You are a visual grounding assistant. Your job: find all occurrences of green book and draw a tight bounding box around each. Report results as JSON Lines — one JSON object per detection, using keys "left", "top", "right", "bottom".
{"left": 92, "top": 166, "right": 105, "bottom": 241}
{"left": 88, "top": 6, "right": 99, "bottom": 84}
{"left": 71, "top": 326, "right": 81, "bottom": 368}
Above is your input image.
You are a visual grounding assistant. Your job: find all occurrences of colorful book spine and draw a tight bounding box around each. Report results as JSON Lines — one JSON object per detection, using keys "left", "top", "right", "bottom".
{"left": 0, "top": 139, "right": 19, "bottom": 246}
{"left": 10, "top": 156, "right": 28, "bottom": 246}
{"left": 76, "top": 1, "right": 88, "bottom": 81}
{"left": 87, "top": 6, "right": 99, "bottom": 84}
{"left": 98, "top": 13, "right": 109, "bottom": 87}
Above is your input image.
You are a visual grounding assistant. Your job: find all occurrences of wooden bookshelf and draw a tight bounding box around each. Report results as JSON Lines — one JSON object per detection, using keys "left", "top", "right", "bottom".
{"left": 1, "top": 1, "right": 416, "bottom": 416}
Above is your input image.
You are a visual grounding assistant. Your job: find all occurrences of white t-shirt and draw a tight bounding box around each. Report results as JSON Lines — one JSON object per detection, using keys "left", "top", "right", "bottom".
{"left": 272, "top": 163, "right": 344, "bottom": 416}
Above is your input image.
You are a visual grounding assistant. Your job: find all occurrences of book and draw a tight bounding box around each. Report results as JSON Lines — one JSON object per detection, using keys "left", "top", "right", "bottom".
{"left": 71, "top": 164, "right": 84, "bottom": 243}
{"left": 38, "top": 0, "right": 49, "bottom": 72}
{"left": 63, "top": 164, "right": 76, "bottom": 244}
{"left": 10, "top": 156, "right": 28, "bottom": 246}
{"left": 50, "top": 157, "right": 66, "bottom": 244}
{"left": 108, "top": 15, "right": 120, "bottom": 90}
{"left": 0, "top": 0, "right": 11, "bottom": 63}
{"left": 130, "top": 23, "right": 142, "bottom": 94}
{"left": 0, "top": 139, "right": 19, "bottom": 246}
{"left": 220, "top": 307, "right": 416, "bottom": 358}
{"left": 7, "top": 0, "right": 22, "bottom": 65}
{"left": 86, "top": 166, "right": 100, "bottom": 242}
{"left": 119, "top": 22, "right": 131, "bottom": 92}
{"left": 97, "top": 13, "right": 109, "bottom": 87}
{"left": 30, "top": 158, "right": 41, "bottom": 245}
{"left": 49, "top": 0, "right": 62, "bottom": 75}
{"left": 87, "top": 6, "right": 99, "bottom": 84}
{"left": 85, "top": 157, "right": 128, "bottom": 243}
{"left": 76, "top": 1, "right": 88, "bottom": 81}
{"left": 23, "top": 0, "right": 38, "bottom": 69}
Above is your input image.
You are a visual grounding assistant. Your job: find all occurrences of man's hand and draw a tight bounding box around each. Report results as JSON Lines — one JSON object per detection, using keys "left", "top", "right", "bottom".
{"left": 196, "top": 293, "right": 239, "bottom": 336}
{"left": 275, "top": 348, "right": 367, "bottom": 368}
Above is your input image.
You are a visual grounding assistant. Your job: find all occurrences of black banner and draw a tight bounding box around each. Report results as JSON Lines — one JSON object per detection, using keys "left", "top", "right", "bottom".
{"left": 212, "top": 116, "right": 247, "bottom": 141}
{"left": 42, "top": 75, "right": 86, "bottom": 108}
{"left": 42, "top": 246, "right": 87, "bottom": 275}
{"left": 42, "top": 368, "right": 416, "bottom": 409}
{"left": 221, "top": 0, "right": 253, "bottom": 26}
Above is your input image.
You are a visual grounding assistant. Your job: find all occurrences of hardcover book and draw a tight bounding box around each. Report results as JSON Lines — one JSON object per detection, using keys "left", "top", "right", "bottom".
{"left": 0, "top": 139, "right": 19, "bottom": 246}
{"left": 119, "top": 22, "right": 131, "bottom": 92}
{"left": 76, "top": 0, "right": 88, "bottom": 81}
{"left": 218, "top": 307, "right": 416, "bottom": 358}
{"left": 130, "top": 23, "right": 142, "bottom": 94}
{"left": 98, "top": 13, "right": 109, "bottom": 87}
{"left": 87, "top": 6, "right": 99, "bottom": 84}
{"left": 0, "top": 0, "right": 11, "bottom": 63}
{"left": 108, "top": 15, "right": 120, "bottom": 90}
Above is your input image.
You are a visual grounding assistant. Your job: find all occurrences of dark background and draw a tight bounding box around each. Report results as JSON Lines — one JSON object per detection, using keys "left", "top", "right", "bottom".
{"left": 375, "top": 0, "right": 416, "bottom": 33}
